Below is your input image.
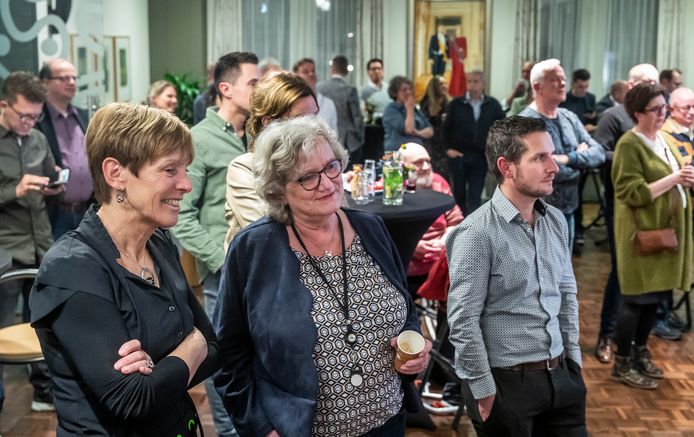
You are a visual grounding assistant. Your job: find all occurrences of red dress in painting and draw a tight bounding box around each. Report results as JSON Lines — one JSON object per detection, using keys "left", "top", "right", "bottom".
{"left": 449, "top": 36, "right": 467, "bottom": 97}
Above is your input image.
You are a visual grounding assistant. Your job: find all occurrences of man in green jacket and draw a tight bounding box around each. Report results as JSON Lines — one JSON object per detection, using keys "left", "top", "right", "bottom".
{"left": 171, "top": 51, "right": 259, "bottom": 437}
{"left": 0, "top": 71, "right": 63, "bottom": 412}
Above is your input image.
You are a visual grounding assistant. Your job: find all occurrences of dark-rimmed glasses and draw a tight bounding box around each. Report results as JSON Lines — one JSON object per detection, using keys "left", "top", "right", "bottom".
{"left": 643, "top": 104, "right": 667, "bottom": 115}
{"left": 6, "top": 103, "right": 44, "bottom": 123}
{"left": 296, "top": 159, "right": 342, "bottom": 191}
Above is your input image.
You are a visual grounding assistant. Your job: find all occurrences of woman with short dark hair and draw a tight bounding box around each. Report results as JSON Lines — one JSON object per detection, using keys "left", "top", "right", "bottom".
{"left": 611, "top": 83, "right": 694, "bottom": 389}
{"left": 382, "top": 75, "right": 433, "bottom": 151}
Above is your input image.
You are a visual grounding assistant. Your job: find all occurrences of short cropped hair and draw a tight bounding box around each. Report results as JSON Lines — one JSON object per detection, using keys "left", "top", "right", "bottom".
{"left": 146, "top": 80, "right": 175, "bottom": 106}
{"left": 253, "top": 116, "right": 348, "bottom": 224}
{"left": 572, "top": 68, "right": 590, "bottom": 82}
{"left": 86, "top": 103, "right": 194, "bottom": 204}
{"left": 624, "top": 83, "right": 667, "bottom": 123}
{"left": 530, "top": 58, "right": 561, "bottom": 86}
{"left": 246, "top": 72, "right": 316, "bottom": 150}
{"left": 214, "top": 51, "right": 259, "bottom": 95}
{"left": 331, "top": 55, "right": 349, "bottom": 75}
{"left": 366, "top": 58, "right": 383, "bottom": 70}
{"left": 291, "top": 57, "right": 315, "bottom": 73}
{"left": 388, "top": 76, "right": 412, "bottom": 100}
{"left": 659, "top": 68, "right": 682, "bottom": 82}
{"left": 1, "top": 71, "right": 46, "bottom": 104}
{"left": 486, "top": 116, "right": 548, "bottom": 183}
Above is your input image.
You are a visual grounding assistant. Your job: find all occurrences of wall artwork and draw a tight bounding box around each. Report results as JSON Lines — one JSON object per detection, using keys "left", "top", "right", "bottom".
{"left": 114, "top": 36, "right": 131, "bottom": 101}
{"left": 413, "top": 0, "right": 486, "bottom": 100}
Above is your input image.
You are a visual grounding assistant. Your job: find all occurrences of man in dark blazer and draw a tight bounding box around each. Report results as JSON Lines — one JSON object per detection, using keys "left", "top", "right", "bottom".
{"left": 37, "top": 58, "right": 91, "bottom": 239}
{"left": 428, "top": 25, "right": 449, "bottom": 76}
{"left": 317, "top": 55, "right": 365, "bottom": 163}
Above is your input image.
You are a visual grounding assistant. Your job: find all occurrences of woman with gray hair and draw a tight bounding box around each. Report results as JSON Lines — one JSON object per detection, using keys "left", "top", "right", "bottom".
{"left": 214, "top": 115, "right": 430, "bottom": 437}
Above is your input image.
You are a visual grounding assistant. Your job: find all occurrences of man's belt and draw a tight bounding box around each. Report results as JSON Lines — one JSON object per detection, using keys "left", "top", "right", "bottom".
{"left": 500, "top": 350, "right": 567, "bottom": 372}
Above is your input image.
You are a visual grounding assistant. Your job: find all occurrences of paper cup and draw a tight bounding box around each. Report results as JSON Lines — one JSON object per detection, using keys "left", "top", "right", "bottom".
{"left": 394, "top": 330, "right": 425, "bottom": 372}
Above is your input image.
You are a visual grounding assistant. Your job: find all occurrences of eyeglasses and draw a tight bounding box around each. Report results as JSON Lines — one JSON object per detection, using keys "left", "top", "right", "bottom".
{"left": 47, "top": 75, "right": 77, "bottom": 83}
{"left": 6, "top": 104, "right": 44, "bottom": 123}
{"left": 643, "top": 104, "right": 667, "bottom": 115}
{"left": 296, "top": 159, "right": 342, "bottom": 191}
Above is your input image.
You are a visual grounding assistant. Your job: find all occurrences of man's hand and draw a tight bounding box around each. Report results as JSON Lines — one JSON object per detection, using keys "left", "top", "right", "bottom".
{"left": 446, "top": 149, "right": 464, "bottom": 159}
{"left": 553, "top": 154, "right": 570, "bottom": 166}
{"left": 576, "top": 142, "right": 589, "bottom": 153}
{"left": 478, "top": 394, "right": 496, "bottom": 421}
{"left": 15, "top": 174, "right": 50, "bottom": 198}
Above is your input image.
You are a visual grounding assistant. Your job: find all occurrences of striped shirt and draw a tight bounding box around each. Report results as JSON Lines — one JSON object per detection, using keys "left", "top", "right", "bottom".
{"left": 446, "top": 187, "right": 581, "bottom": 400}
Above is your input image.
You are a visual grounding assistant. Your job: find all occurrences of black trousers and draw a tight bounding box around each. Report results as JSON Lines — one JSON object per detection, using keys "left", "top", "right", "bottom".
{"left": 461, "top": 358, "right": 587, "bottom": 437}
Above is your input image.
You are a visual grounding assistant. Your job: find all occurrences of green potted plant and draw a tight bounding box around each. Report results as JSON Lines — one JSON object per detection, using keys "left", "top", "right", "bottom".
{"left": 163, "top": 73, "right": 201, "bottom": 126}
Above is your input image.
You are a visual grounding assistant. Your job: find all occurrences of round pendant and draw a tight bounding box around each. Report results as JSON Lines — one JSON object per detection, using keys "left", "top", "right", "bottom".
{"left": 350, "top": 372, "right": 363, "bottom": 387}
{"left": 346, "top": 332, "right": 357, "bottom": 345}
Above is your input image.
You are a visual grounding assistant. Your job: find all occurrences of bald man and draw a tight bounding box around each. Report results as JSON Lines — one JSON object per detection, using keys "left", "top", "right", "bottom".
{"left": 592, "top": 64, "right": 673, "bottom": 363}
{"left": 37, "top": 58, "right": 92, "bottom": 239}
{"left": 662, "top": 87, "right": 694, "bottom": 163}
{"left": 399, "top": 143, "right": 463, "bottom": 284}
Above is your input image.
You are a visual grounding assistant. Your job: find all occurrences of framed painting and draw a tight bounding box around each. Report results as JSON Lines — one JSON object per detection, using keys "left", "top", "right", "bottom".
{"left": 114, "top": 36, "right": 131, "bottom": 101}
{"left": 413, "top": 0, "right": 486, "bottom": 100}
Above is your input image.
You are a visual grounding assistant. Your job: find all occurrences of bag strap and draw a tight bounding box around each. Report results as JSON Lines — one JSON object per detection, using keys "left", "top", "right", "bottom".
{"left": 630, "top": 187, "right": 679, "bottom": 231}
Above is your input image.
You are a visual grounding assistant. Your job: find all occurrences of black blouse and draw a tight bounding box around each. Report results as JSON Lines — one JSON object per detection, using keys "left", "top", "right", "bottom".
{"left": 30, "top": 206, "right": 219, "bottom": 436}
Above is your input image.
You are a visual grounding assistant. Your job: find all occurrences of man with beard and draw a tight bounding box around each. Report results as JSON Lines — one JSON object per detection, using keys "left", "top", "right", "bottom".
{"left": 446, "top": 117, "right": 586, "bottom": 437}
{"left": 400, "top": 142, "right": 463, "bottom": 284}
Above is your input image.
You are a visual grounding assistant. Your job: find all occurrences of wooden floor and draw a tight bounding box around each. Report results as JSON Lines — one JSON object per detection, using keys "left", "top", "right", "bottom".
{"left": 2, "top": 211, "right": 693, "bottom": 436}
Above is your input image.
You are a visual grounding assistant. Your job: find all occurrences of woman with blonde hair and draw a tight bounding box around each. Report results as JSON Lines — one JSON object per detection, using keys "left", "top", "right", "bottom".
{"left": 223, "top": 72, "right": 318, "bottom": 247}
{"left": 147, "top": 80, "right": 178, "bottom": 113}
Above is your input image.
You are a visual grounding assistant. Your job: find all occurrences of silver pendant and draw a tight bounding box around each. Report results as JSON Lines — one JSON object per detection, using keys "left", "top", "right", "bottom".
{"left": 346, "top": 331, "right": 357, "bottom": 345}
{"left": 350, "top": 372, "right": 363, "bottom": 387}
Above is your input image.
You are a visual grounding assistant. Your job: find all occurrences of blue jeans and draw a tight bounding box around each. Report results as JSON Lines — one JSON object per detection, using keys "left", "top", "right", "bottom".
{"left": 449, "top": 154, "right": 488, "bottom": 215}
{"left": 563, "top": 213, "right": 575, "bottom": 254}
{"left": 599, "top": 201, "right": 621, "bottom": 339}
{"left": 202, "top": 271, "right": 238, "bottom": 437}
{"left": 51, "top": 208, "right": 86, "bottom": 240}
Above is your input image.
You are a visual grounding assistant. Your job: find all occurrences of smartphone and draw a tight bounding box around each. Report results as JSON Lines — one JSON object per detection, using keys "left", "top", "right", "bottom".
{"left": 47, "top": 168, "right": 70, "bottom": 188}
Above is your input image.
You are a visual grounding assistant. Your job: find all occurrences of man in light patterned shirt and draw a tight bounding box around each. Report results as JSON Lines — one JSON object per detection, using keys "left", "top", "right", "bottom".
{"left": 446, "top": 116, "right": 586, "bottom": 436}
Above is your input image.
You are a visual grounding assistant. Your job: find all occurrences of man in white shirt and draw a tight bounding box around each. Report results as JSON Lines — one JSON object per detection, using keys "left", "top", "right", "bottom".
{"left": 292, "top": 57, "right": 338, "bottom": 132}
{"left": 360, "top": 58, "right": 390, "bottom": 116}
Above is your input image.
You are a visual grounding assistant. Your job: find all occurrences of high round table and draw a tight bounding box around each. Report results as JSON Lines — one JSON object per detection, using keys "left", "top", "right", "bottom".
{"left": 346, "top": 189, "right": 455, "bottom": 268}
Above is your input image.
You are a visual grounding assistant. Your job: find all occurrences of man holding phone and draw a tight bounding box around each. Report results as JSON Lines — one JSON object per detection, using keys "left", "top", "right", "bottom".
{"left": 0, "top": 71, "right": 60, "bottom": 412}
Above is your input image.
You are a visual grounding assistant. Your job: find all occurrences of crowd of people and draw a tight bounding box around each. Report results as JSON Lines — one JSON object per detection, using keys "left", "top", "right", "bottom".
{"left": 0, "top": 46, "right": 690, "bottom": 437}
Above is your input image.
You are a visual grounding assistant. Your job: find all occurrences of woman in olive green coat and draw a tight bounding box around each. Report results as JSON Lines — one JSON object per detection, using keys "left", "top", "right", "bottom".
{"left": 611, "top": 84, "right": 694, "bottom": 390}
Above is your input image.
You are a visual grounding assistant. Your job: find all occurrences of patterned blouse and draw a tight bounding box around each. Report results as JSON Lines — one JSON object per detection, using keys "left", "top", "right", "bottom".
{"left": 295, "top": 234, "right": 407, "bottom": 436}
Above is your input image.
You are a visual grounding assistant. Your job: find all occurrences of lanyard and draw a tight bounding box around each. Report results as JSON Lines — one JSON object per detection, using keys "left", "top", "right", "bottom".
{"left": 290, "top": 213, "right": 349, "bottom": 324}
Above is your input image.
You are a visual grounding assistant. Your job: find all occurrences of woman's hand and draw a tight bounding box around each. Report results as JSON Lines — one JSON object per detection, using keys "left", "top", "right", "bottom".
{"left": 265, "top": 430, "right": 280, "bottom": 437}
{"left": 114, "top": 339, "right": 154, "bottom": 375}
{"left": 675, "top": 165, "right": 694, "bottom": 188}
{"left": 404, "top": 95, "right": 416, "bottom": 112}
{"left": 389, "top": 336, "right": 433, "bottom": 375}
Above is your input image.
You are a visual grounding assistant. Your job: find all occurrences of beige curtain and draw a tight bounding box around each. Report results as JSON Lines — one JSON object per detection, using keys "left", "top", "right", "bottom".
{"left": 657, "top": 0, "right": 686, "bottom": 70}
{"left": 206, "top": 0, "right": 243, "bottom": 62}
{"left": 513, "top": 0, "right": 540, "bottom": 82}
{"left": 356, "top": 0, "right": 384, "bottom": 89}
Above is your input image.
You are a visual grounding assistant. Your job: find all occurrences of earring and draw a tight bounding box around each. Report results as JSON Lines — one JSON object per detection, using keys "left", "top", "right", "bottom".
{"left": 116, "top": 189, "right": 125, "bottom": 203}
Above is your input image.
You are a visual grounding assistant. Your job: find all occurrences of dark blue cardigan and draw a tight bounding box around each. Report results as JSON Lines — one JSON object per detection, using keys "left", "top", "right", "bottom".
{"left": 213, "top": 208, "right": 421, "bottom": 437}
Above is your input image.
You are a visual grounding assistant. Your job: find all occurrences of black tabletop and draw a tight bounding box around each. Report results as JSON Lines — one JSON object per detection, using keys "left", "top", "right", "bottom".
{"left": 0, "top": 248, "right": 11, "bottom": 276}
{"left": 346, "top": 189, "right": 455, "bottom": 269}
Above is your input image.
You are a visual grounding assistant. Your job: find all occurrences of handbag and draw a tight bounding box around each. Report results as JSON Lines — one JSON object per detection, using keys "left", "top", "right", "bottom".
{"left": 631, "top": 189, "right": 679, "bottom": 256}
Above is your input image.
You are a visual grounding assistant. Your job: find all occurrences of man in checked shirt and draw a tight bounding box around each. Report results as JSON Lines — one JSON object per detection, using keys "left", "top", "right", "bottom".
{"left": 446, "top": 116, "right": 586, "bottom": 436}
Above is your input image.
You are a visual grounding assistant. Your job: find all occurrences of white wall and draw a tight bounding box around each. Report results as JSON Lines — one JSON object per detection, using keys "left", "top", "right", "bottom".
{"left": 381, "top": 0, "right": 412, "bottom": 80}
{"left": 103, "top": 0, "right": 150, "bottom": 103}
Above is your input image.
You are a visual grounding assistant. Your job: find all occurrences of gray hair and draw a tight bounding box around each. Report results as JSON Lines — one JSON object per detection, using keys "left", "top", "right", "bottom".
{"left": 529, "top": 58, "right": 561, "bottom": 86}
{"left": 253, "top": 115, "right": 348, "bottom": 224}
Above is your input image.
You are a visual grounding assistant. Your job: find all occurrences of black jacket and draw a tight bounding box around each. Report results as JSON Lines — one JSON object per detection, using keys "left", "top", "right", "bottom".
{"left": 442, "top": 95, "right": 505, "bottom": 155}
{"left": 30, "top": 206, "right": 219, "bottom": 436}
{"left": 36, "top": 104, "right": 89, "bottom": 168}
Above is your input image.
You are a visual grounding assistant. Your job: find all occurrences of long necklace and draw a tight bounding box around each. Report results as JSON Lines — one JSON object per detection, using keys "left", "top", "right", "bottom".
{"left": 290, "top": 213, "right": 364, "bottom": 387}
{"left": 113, "top": 241, "right": 158, "bottom": 287}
